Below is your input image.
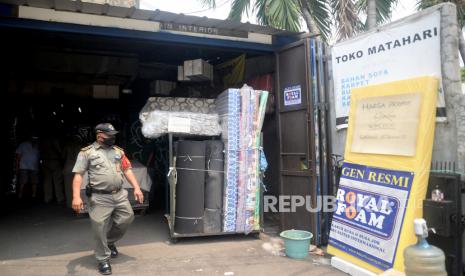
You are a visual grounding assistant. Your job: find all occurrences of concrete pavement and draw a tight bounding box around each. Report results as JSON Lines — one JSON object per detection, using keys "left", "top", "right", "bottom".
{"left": 0, "top": 204, "right": 345, "bottom": 276}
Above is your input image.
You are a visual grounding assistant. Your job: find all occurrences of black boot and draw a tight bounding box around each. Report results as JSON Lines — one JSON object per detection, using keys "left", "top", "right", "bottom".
{"left": 98, "top": 261, "right": 112, "bottom": 275}
{"left": 108, "top": 244, "right": 118, "bottom": 258}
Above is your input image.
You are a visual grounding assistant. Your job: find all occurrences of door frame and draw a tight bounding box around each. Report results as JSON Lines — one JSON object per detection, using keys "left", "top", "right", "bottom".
{"left": 275, "top": 38, "right": 319, "bottom": 242}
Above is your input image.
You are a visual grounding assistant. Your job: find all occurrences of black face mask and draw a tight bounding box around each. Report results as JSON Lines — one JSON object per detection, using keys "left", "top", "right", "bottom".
{"left": 101, "top": 136, "right": 116, "bottom": 147}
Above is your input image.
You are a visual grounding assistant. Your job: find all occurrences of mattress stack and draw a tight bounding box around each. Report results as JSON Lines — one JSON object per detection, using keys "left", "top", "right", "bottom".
{"left": 254, "top": 91, "right": 268, "bottom": 226}
{"left": 216, "top": 89, "right": 241, "bottom": 232}
{"left": 139, "top": 97, "right": 221, "bottom": 138}
{"left": 144, "top": 87, "right": 268, "bottom": 235}
{"left": 217, "top": 86, "right": 268, "bottom": 233}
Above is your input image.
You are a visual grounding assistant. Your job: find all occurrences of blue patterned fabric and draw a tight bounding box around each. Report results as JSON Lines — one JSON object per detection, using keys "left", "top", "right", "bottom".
{"left": 216, "top": 87, "right": 268, "bottom": 234}
{"left": 216, "top": 89, "right": 241, "bottom": 232}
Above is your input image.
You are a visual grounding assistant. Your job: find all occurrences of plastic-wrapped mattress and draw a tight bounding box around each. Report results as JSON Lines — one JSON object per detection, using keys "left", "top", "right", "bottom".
{"left": 216, "top": 89, "right": 241, "bottom": 232}
{"left": 139, "top": 97, "right": 221, "bottom": 138}
{"left": 216, "top": 86, "right": 268, "bottom": 234}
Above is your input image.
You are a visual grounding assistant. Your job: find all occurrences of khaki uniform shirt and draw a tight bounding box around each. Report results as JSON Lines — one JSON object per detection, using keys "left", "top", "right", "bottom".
{"left": 72, "top": 142, "right": 131, "bottom": 192}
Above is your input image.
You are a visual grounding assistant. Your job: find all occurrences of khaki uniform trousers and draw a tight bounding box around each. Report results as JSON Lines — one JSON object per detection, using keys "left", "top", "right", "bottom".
{"left": 88, "top": 189, "right": 134, "bottom": 262}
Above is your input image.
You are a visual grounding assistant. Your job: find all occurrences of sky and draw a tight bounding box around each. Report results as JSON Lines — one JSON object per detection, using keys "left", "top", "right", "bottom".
{"left": 140, "top": 0, "right": 246, "bottom": 21}
{"left": 139, "top": 1, "right": 464, "bottom": 68}
{"left": 140, "top": 0, "right": 419, "bottom": 26}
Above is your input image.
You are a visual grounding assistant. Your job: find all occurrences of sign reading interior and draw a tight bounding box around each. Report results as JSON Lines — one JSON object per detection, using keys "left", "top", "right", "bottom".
{"left": 160, "top": 22, "right": 248, "bottom": 38}
{"left": 351, "top": 93, "right": 421, "bottom": 156}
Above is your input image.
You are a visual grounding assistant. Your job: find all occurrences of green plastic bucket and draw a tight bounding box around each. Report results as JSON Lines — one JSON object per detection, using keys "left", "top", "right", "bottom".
{"left": 280, "top": 229, "right": 313, "bottom": 259}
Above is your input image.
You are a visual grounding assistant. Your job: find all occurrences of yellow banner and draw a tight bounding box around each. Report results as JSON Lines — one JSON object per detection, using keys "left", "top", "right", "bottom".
{"left": 328, "top": 76, "right": 438, "bottom": 273}
{"left": 215, "top": 54, "right": 245, "bottom": 87}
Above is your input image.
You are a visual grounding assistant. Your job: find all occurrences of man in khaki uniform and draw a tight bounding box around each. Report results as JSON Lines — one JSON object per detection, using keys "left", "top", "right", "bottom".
{"left": 72, "top": 123, "right": 144, "bottom": 275}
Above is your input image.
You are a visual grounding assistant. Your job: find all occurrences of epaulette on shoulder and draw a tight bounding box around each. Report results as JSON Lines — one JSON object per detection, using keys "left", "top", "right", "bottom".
{"left": 113, "top": 145, "right": 125, "bottom": 153}
{"left": 80, "top": 145, "right": 93, "bottom": 152}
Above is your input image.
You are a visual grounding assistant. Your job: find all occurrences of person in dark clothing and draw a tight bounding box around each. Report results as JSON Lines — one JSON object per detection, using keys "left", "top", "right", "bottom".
{"left": 41, "top": 134, "right": 64, "bottom": 204}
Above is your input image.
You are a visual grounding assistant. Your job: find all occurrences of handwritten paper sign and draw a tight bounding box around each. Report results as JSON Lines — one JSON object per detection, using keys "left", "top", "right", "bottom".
{"left": 351, "top": 93, "right": 421, "bottom": 156}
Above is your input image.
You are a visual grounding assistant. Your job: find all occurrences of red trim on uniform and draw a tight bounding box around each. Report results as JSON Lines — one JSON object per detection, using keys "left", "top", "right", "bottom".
{"left": 122, "top": 155, "right": 132, "bottom": 171}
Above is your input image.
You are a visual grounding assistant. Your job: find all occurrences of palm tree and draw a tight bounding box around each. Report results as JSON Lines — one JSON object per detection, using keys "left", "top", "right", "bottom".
{"left": 367, "top": 0, "right": 377, "bottom": 29}
{"left": 353, "top": 0, "right": 400, "bottom": 31}
{"left": 331, "top": 0, "right": 363, "bottom": 40}
{"left": 417, "top": 0, "right": 465, "bottom": 64}
{"left": 213, "top": 0, "right": 331, "bottom": 38}
{"left": 199, "top": 0, "right": 397, "bottom": 41}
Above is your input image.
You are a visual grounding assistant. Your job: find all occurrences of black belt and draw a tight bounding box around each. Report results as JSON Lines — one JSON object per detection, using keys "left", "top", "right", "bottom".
{"left": 91, "top": 187, "right": 122, "bottom": 194}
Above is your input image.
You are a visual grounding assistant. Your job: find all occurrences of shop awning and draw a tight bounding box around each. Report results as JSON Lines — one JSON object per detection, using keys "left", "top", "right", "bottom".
{"left": 0, "top": 0, "right": 301, "bottom": 51}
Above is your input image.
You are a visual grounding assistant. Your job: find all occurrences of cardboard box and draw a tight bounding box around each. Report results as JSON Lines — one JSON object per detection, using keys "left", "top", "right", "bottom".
{"left": 151, "top": 80, "right": 177, "bottom": 96}
{"left": 183, "top": 59, "right": 213, "bottom": 81}
{"left": 177, "top": 66, "right": 189, "bottom": 82}
{"left": 92, "top": 85, "right": 119, "bottom": 99}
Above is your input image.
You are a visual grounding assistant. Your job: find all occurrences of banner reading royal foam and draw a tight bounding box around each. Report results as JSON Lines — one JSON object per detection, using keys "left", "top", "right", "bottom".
{"left": 331, "top": 10, "right": 445, "bottom": 129}
{"left": 328, "top": 77, "right": 438, "bottom": 273}
{"left": 330, "top": 163, "right": 413, "bottom": 270}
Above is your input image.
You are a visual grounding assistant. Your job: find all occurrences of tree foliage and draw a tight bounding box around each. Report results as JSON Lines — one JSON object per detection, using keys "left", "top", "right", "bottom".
{"left": 417, "top": 0, "right": 465, "bottom": 27}
{"left": 200, "top": 0, "right": 398, "bottom": 41}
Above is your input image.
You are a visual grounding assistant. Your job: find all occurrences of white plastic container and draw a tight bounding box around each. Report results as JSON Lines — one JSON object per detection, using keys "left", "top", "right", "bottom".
{"left": 403, "top": 218, "right": 447, "bottom": 276}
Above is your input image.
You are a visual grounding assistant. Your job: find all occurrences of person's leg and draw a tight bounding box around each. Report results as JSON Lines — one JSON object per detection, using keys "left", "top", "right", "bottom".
{"left": 88, "top": 202, "right": 114, "bottom": 263}
{"left": 63, "top": 171, "right": 74, "bottom": 208}
{"left": 18, "top": 170, "right": 28, "bottom": 199}
{"left": 30, "top": 170, "right": 39, "bottom": 198}
{"left": 43, "top": 163, "right": 53, "bottom": 202}
{"left": 107, "top": 197, "right": 134, "bottom": 245}
{"left": 52, "top": 163, "right": 65, "bottom": 203}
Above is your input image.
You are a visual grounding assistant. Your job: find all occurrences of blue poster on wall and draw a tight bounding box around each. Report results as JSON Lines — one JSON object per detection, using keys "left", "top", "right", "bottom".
{"left": 329, "top": 162, "right": 413, "bottom": 270}
{"left": 283, "top": 85, "right": 302, "bottom": 106}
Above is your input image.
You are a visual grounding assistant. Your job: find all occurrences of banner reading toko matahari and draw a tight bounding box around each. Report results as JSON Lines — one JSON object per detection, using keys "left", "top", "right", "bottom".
{"left": 328, "top": 77, "right": 438, "bottom": 273}
{"left": 331, "top": 10, "right": 445, "bottom": 129}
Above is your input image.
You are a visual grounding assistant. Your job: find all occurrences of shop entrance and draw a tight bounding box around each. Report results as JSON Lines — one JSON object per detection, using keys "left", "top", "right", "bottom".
{"left": 0, "top": 1, "right": 332, "bottom": 249}
{"left": 1, "top": 22, "right": 282, "bottom": 232}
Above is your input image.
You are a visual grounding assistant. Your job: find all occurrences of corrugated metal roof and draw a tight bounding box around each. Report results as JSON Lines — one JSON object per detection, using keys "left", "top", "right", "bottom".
{"left": 0, "top": 0, "right": 301, "bottom": 37}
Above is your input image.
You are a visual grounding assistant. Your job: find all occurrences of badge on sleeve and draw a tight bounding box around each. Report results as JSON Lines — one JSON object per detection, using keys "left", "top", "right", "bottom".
{"left": 114, "top": 153, "right": 122, "bottom": 172}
